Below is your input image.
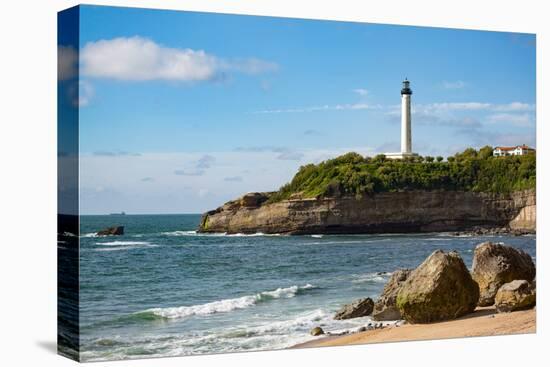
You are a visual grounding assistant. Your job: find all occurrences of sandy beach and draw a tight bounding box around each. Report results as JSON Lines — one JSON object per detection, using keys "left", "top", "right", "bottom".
{"left": 293, "top": 306, "right": 535, "bottom": 349}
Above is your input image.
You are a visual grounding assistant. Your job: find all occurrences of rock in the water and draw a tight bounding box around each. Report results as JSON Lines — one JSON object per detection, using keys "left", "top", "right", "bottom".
{"left": 372, "top": 269, "right": 412, "bottom": 321}
{"left": 310, "top": 326, "right": 324, "bottom": 336}
{"left": 334, "top": 298, "right": 374, "bottom": 320}
{"left": 97, "top": 226, "right": 124, "bottom": 236}
{"left": 494, "top": 280, "right": 536, "bottom": 312}
{"left": 396, "top": 250, "right": 479, "bottom": 323}
{"left": 471, "top": 242, "right": 535, "bottom": 306}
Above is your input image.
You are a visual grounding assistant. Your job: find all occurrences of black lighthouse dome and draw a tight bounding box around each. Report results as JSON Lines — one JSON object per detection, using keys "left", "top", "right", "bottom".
{"left": 401, "top": 78, "right": 412, "bottom": 95}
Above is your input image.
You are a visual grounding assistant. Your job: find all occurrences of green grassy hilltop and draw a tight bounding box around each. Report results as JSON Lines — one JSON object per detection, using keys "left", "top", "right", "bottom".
{"left": 268, "top": 146, "right": 536, "bottom": 203}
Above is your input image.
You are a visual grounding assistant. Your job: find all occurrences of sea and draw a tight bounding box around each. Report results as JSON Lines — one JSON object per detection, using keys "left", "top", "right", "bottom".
{"left": 76, "top": 214, "right": 536, "bottom": 361}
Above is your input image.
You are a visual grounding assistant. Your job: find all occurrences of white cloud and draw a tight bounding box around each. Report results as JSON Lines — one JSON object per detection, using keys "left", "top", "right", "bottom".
{"left": 58, "top": 45, "right": 78, "bottom": 81}
{"left": 492, "top": 102, "right": 535, "bottom": 112}
{"left": 353, "top": 88, "right": 369, "bottom": 96}
{"left": 77, "top": 80, "right": 94, "bottom": 107}
{"left": 221, "top": 58, "right": 278, "bottom": 75}
{"left": 442, "top": 80, "right": 466, "bottom": 89}
{"left": 487, "top": 113, "right": 533, "bottom": 127}
{"left": 276, "top": 151, "right": 304, "bottom": 161}
{"left": 418, "top": 102, "right": 534, "bottom": 113}
{"left": 81, "top": 36, "right": 277, "bottom": 82}
{"left": 421, "top": 102, "right": 492, "bottom": 111}
{"left": 253, "top": 103, "right": 379, "bottom": 114}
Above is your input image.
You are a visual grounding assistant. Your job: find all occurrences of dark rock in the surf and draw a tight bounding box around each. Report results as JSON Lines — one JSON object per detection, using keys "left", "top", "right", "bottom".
{"left": 471, "top": 242, "right": 536, "bottom": 306}
{"left": 334, "top": 297, "right": 374, "bottom": 320}
{"left": 310, "top": 326, "right": 324, "bottom": 336}
{"left": 494, "top": 280, "right": 536, "bottom": 313}
{"left": 97, "top": 226, "right": 124, "bottom": 236}
{"left": 372, "top": 269, "right": 412, "bottom": 321}
{"left": 396, "top": 250, "right": 479, "bottom": 323}
{"left": 456, "top": 226, "right": 533, "bottom": 237}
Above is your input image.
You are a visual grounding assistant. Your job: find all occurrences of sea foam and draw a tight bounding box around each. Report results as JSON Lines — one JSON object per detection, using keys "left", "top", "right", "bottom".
{"left": 137, "top": 284, "right": 315, "bottom": 320}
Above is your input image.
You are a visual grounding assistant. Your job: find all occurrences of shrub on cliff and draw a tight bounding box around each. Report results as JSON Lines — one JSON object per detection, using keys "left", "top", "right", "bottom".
{"left": 267, "top": 146, "right": 535, "bottom": 203}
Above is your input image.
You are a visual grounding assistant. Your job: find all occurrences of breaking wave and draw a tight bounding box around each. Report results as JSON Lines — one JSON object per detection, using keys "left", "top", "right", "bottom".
{"left": 134, "top": 284, "right": 315, "bottom": 320}
{"left": 161, "top": 230, "right": 281, "bottom": 237}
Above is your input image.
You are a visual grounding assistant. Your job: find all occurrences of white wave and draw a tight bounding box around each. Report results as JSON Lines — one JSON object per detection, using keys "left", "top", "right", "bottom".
{"left": 161, "top": 230, "right": 227, "bottom": 237}
{"left": 93, "top": 240, "right": 157, "bottom": 252}
{"left": 96, "top": 241, "right": 152, "bottom": 246}
{"left": 161, "top": 230, "right": 281, "bottom": 237}
{"left": 261, "top": 284, "right": 314, "bottom": 299}
{"left": 81, "top": 232, "right": 98, "bottom": 238}
{"left": 226, "top": 232, "right": 281, "bottom": 237}
{"left": 140, "top": 284, "right": 315, "bottom": 320}
{"left": 311, "top": 234, "right": 324, "bottom": 238}
{"left": 351, "top": 272, "right": 391, "bottom": 284}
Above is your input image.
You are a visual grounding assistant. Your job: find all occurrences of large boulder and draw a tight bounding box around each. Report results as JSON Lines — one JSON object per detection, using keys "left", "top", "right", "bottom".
{"left": 396, "top": 250, "right": 479, "bottom": 323}
{"left": 96, "top": 226, "right": 124, "bottom": 236}
{"left": 372, "top": 269, "right": 412, "bottom": 321}
{"left": 334, "top": 297, "right": 374, "bottom": 320}
{"left": 494, "top": 280, "right": 536, "bottom": 312}
{"left": 471, "top": 242, "right": 535, "bottom": 306}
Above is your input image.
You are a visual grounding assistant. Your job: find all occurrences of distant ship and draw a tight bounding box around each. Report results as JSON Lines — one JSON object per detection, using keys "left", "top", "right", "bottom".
{"left": 109, "top": 211, "right": 126, "bottom": 216}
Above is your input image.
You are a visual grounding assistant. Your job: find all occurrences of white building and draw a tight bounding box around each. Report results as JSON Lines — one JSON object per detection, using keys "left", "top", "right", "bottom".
{"left": 493, "top": 145, "right": 535, "bottom": 157}
{"left": 385, "top": 79, "right": 418, "bottom": 160}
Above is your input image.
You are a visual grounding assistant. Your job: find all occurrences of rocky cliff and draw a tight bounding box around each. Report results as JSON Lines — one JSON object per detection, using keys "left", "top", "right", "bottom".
{"left": 198, "top": 190, "right": 536, "bottom": 235}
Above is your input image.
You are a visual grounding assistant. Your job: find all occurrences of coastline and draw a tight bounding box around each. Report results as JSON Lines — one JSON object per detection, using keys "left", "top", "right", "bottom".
{"left": 292, "top": 306, "right": 535, "bottom": 349}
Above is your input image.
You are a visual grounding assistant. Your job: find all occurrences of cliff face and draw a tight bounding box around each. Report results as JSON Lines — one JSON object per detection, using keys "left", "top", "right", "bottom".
{"left": 198, "top": 190, "right": 536, "bottom": 235}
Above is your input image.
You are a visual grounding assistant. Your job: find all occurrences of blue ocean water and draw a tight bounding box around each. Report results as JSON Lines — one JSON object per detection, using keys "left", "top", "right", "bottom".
{"left": 78, "top": 214, "right": 536, "bottom": 361}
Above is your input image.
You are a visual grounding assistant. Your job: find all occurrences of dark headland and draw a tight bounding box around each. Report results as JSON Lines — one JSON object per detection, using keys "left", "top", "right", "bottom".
{"left": 197, "top": 147, "right": 536, "bottom": 235}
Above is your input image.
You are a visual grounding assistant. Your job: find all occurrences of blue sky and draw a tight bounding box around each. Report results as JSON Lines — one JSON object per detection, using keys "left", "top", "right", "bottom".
{"left": 61, "top": 5, "right": 536, "bottom": 214}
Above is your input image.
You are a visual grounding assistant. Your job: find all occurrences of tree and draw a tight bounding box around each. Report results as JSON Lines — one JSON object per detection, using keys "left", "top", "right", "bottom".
{"left": 266, "top": 147, "right": 536, "bottom": 203}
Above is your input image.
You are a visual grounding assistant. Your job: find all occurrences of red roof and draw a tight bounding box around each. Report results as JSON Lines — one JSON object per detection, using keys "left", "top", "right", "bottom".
{"left": 494, "top": 145, "right": 534, "bottom": 151}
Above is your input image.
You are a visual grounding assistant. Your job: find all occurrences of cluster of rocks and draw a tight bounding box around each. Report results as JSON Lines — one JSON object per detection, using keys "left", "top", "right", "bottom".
{"left": 472, "top": 242, "right": 536, "bottom": 312}
{"left": 96, "top": 226, "right": 124, "bottom": 236}
{"left": 309, "top": 242, "right": 535, "bottom": 336}
{"left": 452, "top": 226, "right": 534, "bottom": 237}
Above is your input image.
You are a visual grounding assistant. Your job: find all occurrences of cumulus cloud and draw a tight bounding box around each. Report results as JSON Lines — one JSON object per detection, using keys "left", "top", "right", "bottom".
{"left": 81, "top": 36, "right": 277, "bottom": 82}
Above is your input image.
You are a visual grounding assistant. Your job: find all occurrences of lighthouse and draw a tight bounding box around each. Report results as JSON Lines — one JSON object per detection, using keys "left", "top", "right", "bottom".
{"left": 385, "top": 79, "right": 418, "bottom": 159}
{"left": 401, "top": 79, "right": 412, "bottom": 154}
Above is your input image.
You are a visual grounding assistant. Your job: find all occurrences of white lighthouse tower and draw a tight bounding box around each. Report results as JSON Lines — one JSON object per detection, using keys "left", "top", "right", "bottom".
{"left": 386, "top": 79, "right": 418, "bottom": 159}
{"left": 401, "top": 79, "right": 412, "bottom": 154}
